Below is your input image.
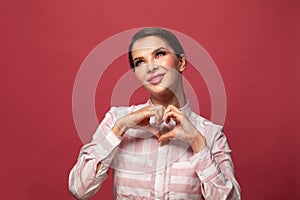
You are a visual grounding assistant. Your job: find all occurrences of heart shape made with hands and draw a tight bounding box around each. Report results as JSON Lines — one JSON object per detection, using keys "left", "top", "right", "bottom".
{"left": 149, "top": 116, "right": 176, "bottom": 134}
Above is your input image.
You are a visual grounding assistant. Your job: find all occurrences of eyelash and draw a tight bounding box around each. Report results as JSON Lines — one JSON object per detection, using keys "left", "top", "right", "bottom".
{"left": 134, "top": 50, "right": 167, "bottom": 67}
{"left": 134, "top": 60, "right": 144, "bottom": 67}
{"left": 155, "top": 51, "right": 167, "bottom": 58}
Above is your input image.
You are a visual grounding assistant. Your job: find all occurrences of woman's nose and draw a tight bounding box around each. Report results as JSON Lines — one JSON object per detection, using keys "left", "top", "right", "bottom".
{"left": 146, "top": 63, "right": 159, "bottom": 72}
{"left": 146, "top": 58, "right": 159, "bottom": 72}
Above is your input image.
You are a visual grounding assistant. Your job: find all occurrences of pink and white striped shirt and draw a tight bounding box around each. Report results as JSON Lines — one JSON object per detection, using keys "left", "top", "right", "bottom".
{"left": 69, "top": 100, "right": 241, "bottom": 199}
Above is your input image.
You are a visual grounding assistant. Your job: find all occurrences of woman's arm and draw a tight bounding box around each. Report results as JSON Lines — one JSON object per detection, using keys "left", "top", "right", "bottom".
{"left": 68, "top": 104, "right": 165, "bottom": 199}
{"left": 152, "top": 104, "right": 241, "bottom": 199}
{"left": 68, "top": 107, "right": 121, "bottom": 199}
{"left": 190, "top": 125, "right": 241, "bottom": 200}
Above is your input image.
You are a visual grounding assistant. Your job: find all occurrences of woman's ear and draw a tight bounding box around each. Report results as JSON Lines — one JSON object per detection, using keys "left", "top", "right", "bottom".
{"left": 178, "top": 54, "right": 186, "bottom": 73}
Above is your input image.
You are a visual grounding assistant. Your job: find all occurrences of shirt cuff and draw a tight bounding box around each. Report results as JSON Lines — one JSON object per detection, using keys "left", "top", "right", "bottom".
{"left": 91, "top": 130, "right": 122, "bottom": 163}
{"left": 189, "top": 146, "right": 221, "bottom": 182}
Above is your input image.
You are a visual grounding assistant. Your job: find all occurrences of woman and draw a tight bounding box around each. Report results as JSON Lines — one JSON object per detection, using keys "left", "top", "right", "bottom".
{"left": 69, "top": 27, "right": 241, "bottom": 199}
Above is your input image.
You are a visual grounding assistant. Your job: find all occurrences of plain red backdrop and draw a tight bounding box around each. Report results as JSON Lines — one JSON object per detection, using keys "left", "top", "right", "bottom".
{"left": 1, "top": 0, "right": 299, "bottom": 199}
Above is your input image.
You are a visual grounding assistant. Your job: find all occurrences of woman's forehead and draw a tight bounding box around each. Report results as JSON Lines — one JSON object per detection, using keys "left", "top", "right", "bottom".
{"left": 131, "top": 36, "right": 171, "bottom": 52}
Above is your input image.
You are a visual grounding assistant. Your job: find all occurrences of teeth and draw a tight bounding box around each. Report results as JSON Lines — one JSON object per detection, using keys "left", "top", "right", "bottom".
{"left": 152, "top": 76, "right": 161, "bottom": 81}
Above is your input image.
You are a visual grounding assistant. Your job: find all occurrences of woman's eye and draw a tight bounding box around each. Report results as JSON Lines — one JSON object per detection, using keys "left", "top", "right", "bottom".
{"left": 134, "top": 60, "right": 144, "bottom": 67}
{"left": 155, "top": 51, "right": 166, "bottom": 58}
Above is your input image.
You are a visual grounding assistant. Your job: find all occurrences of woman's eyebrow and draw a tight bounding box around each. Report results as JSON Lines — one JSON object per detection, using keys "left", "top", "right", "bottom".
{"left": 132, "top": 47, "right": 168, "bottom": 62}
{"left": 152, "top": 47, "right": 167, "bottom": 55}
{"left": 133, "top": 56, "right": 143, "bottom": 63}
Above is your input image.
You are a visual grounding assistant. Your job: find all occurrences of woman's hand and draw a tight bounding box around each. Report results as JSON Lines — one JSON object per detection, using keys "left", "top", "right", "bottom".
{"left": 113, "top": 104, "right": 206, "bottom": 153}
{"left": 113, "top": 105, "right": 165, "bottom": 138}
{"left": 158, "top": 105, "right": 207, "bottom": 153}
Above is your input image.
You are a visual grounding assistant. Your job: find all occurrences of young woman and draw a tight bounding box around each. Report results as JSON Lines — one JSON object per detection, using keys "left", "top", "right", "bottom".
{"left": 69, "top": 27, "right": 241, "bottom": 199}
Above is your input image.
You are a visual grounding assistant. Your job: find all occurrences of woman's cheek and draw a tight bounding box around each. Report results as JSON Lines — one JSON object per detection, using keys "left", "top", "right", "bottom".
{"left": 166, "top": 59, "right": 178, "bottom": 69}
{"left": 162, "top": 61, "right": 172, "bottom": 69}
{"left": 134, "top": 72, "right": 144, "bottom": 83}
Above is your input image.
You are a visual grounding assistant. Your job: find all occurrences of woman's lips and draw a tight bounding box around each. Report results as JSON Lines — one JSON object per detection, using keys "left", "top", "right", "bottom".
{"left": 147, "top": 73, "right": 165, "bottom": 85}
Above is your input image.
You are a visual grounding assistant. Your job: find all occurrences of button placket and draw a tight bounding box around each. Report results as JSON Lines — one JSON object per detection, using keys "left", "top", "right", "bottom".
{"left": 154, "top": 145, "right": 168, "bottom": 198}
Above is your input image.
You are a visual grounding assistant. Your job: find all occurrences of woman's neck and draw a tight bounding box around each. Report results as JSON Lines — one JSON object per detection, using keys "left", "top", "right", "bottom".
{"left": 150, "top": 87, "right": 186, "bottom": 108}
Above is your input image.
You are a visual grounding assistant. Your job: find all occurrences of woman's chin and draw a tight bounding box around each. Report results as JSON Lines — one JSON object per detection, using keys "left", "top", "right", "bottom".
{"left": 145, "top": 84, "right": 173, "bottom": 96}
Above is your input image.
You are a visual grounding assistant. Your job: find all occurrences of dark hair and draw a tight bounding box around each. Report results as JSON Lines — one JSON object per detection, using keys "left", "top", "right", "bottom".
{"left": 128, "top": 27, "right": 185, "bottom": 69}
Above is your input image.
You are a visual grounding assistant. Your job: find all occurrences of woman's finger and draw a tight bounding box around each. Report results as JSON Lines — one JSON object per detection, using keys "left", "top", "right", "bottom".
{"left": 164, "top": 110, "right": 182, "bottom": 124}
{"left": 149, "top": 105, "right": 164, "bottom": 124}
{"left": 158, "top": 130, "right": 176, "bottom": 142}
{"left": 164, "top": 105, "right": 180, "bottom": 117}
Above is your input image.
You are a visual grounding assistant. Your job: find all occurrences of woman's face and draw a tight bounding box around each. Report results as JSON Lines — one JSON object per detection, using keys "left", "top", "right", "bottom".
{"left": 131, "top": 36, "right": 186, "bottom": 96}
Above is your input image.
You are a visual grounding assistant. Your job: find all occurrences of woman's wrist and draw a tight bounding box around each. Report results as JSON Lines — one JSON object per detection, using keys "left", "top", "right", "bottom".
{"left": 112, "top": 119, "right": 128, "bottom": 137}
{"left": 190, "top": 132, "right": 206, "bottom": 153}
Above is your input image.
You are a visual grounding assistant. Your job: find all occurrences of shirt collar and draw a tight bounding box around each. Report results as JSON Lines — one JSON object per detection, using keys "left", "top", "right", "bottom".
{"left": 147, "top": 99, "right": 192, "bottom": 117}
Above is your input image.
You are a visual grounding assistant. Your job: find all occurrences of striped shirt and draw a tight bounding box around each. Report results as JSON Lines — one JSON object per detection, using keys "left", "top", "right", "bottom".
{"left": 69, "top": 100, "right": 241, "bottom": 199}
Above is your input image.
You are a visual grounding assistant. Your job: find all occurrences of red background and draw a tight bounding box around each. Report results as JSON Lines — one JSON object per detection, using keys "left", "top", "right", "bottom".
{"left": 1, "top": 0, "right": 300, "bottom": 199}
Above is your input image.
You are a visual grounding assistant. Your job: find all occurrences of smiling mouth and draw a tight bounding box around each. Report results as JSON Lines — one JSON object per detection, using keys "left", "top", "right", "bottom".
{"left": 147, "top": 74, "right": 165, "bottom": 85}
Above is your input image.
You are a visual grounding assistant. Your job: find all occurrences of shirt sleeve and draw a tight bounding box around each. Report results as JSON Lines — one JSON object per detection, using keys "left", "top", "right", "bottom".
{"left": 189, "top": 124, "right": 241, "bottom": 200}
{"left": 68, "top": 107, "right": 122, "bottom": 199}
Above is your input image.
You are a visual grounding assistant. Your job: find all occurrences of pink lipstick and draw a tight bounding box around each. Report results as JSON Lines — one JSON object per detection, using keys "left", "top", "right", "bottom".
{"left": 147, "top": 73, "right": 165, "bottom": 85}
